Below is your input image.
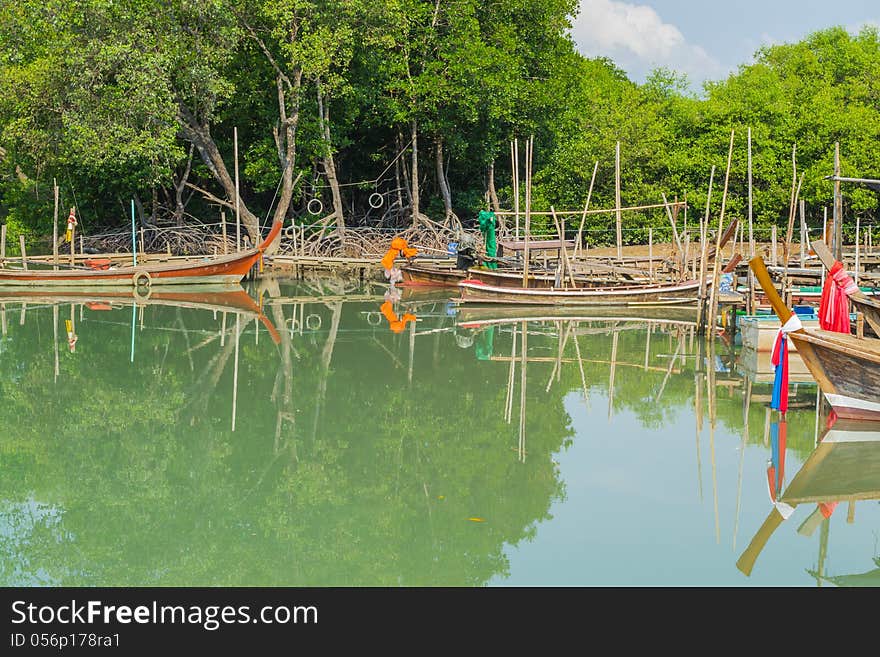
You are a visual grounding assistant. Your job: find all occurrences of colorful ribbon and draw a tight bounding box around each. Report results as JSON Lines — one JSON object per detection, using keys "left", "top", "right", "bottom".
{"left": 770, "top": 314, "right": 802, "bottom": 414}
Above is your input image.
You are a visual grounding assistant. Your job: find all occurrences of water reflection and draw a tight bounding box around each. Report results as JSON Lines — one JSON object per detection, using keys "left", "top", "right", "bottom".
{"left": 0, "top": 278, "right": 877, "bottom": 586}
{"left": 737, "top": 413, "right": 880, "bottom": 585}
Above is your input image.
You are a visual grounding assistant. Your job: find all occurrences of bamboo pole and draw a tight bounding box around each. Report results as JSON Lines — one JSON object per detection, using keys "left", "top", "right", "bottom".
{"left": 235, "top": 126, "right": 241, "bottom": 252}
{"left": 0, "top": 224, "right": 5, "bottom": 263}
{"left": 53, "top": 179, "right": 59, "bottom": 269}
{"left": 551, "top": 207, "right": 577, "bottom": 288}
{"left": 833, "top": 142, "right": 842, "bottom": 261}
{"left": 513, "top": 138, "right": 520, "bottom": 240}
{"left": 707, "top": 130, "right": 736, "bottom": 333}
{"left": 574, "top": 160, "right": 599, "bottom": 257}
{"left": 855, "top": 215, "right": 861, "bottom": 286}
{"left": 662, "top": 191, "right": 683, "bottom": 279}
{"left": 748, "top": 127, "right": 754, "bottom": 257}
{"left": 69, "top": 210, "right": 75, "bottom": 267}
{"left": 799, "top": 198, "right": 806, "bottom": 267}
{"left": 53, "top": 304, "right": 59, "bottom": 381}
{"left": 648, "top": 228, "right": 654, "bottom": 283}
{"left": 232, "top": 314, "right": 240, "bottom": 431}
{"left": 608, "top": 330, "right": 618, "bottom": 421}
{"left": 771, "top": 225, "right": 777, "bottom": 266}
{"left": 19, "top": 235, "right": 27, "bottom": 270}
{"left": 615, "top": 141, "right": 622, "bottom": 260}
{"left": 522, "top": 135, "right": 533, "bottom": 288}
{"left": 695, "top": 165, "right": 716, "bottom": 332}
{"left": 571, "top": 326, "right": 590, "bottom": 408}
{"left": 505, "top": 325, "right": 517, "bottom": 423}
{"left": 221, "top": 210, "right": 228, "bottom": 255}
{"left": 518, "top": 320, "right": 527, "bottom": 462}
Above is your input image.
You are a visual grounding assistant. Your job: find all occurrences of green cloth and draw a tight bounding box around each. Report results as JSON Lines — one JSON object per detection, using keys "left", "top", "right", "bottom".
{"left": 475, "top": 327, "right": 495, "bottom": 361}
{"left": 477, "top": 210, "right": 498, "bottom": 270}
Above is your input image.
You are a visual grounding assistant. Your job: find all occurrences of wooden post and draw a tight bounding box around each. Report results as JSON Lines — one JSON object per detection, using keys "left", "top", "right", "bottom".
{"left": 550, "top": 207, "right": 576, "bottom": 288}
{"left": 696, "top": 165, "right": 715, "bottom": 332}
{"left": 833, "top": 142, "right": 842, "bottom": 261}
{"left": 771, "top": 225, "right": 777, "bottom": 266}
{"left": 575, "top": 160, "right": 598, "bottom": 258}
{"left": 522, "top": 135, "right": 533, "bottom": 288}
{"left": 707, "top": 130, "right": 735, "bottom": 335}
{"left": 232, "top": 314, "right": 240, "bottom": 431}
{"left": 234, "top": 126, "right": 241, "bottom": 252}
{"left": 53, "top": 179, "right": 59, "bottom": 269}
{"left": 19, "top": 235, "right": 27, "bottom": 270}
{"left": 69, "top": 209, "right": 75, "bottom": 267}
{"left": 221, "top": 210, "right": 228, "bottom": 255}
{"left": 615, "top": 141, "right": 622, "bottom": 260}
{"left": 855, "top": 215, "right": 861, "bottom": 287}
{"left": 799, "top": 199, "right": 806, "bottom": 268}
{"left": 1, "top": 223, "right": 6, "bottom": 263}
{"left": 748, "top": 127, "right": 754, "bottom": 257}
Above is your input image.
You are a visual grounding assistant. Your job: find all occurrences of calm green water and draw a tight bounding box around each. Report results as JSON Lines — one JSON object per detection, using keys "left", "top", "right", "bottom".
{"left": 1, "top": 277, "right": 878, "bottom": 587}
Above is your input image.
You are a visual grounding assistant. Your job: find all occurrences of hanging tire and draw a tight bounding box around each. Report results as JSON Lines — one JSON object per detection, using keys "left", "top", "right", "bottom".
{"left": 132, "top": 270, "right": 152, "bottom": 288}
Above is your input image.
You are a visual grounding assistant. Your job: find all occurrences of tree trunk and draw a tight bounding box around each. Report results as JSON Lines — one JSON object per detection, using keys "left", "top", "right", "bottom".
{"left": 394, "top": 132, "right": 405, "bottom": 219}
{"left": 436, "top": 137, "right": 453, "bottom": 222}
{"left": 410, "top": 119, "right": 420, "bottom": 227}
{"left": 487, "top": 159, "right": 501, "bottom": 214}
{"left": 177, "top": 104, "right": 262, "bottom": 243}
{"left": 172, "top": 144, "right": 195, "bottom": 227}
{"left": 266, "top": 67, "right": 302, "bottom": 255}
{"left": 316, "top": 80, "right": 345, "bottom": 239}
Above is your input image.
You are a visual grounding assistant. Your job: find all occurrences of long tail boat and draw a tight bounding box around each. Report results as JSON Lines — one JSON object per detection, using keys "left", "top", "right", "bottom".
{"left": 454, "top": 303, "right": 699, "bottom": 328}
{"left": 750, "top": 253, "right": 880, "bottom": 420}
{"left": 455, "top": 277, "right": 703, "bottom": 306}
{"left": 811, "top": 238, "right": 880, "bottom": 336}
{"left": 0, "top": 285, "right": 282, "bottom": 344}
{"left": 0, "top": 221, "right": 283, "bottom": 289}
{"left": 736, "top": 415, "right": 880, "bottom": 577}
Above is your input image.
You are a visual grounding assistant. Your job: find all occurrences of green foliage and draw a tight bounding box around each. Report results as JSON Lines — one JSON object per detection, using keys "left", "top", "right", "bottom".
{"left": 2, "top": 7, "right": 880, "bottom": 242}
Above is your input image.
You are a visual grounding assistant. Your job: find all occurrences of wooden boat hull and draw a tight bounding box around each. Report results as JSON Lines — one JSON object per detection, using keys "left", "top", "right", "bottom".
{"left": 0, "top": 222, "right": 282, "bottom": 288}
{"left": 789, "top": 329, "right": 880, "bottom": 420}
{"left": 454, "top": 303, "right": 699, "bottom": 328}
{"left": 739, "top": 313, "right": 820, "bottom": 352}
{"left": 399, "top": 263, "right": 467, "bottom": 287}
{"left": 401, "top": 262, "right": 652, "bottom": 289}
{"left": 456, "top": 278, "right": 702, "bottom": 306}
{"left": 0, "top": 285, "right": 281, "bottom": 343}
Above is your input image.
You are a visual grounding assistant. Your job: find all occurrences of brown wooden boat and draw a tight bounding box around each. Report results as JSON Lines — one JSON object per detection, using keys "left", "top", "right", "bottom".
{"left": 399, "top": 262, "right": 468, "bottom": 287}
{"left": 456, "top": 277, "right": 703, "bottom": 306}
{"left": 751, "top": 253, "right": 880, "bottom": 421}
{"left": 0, "top": 221, "right": 283, "bottom": 288}
{"left": 0, "top": 285, "right": 282, "bottom": 344}
{"left": 454, "top": 303, "right": 699, "bottom": 328}
{"left": 811, "top": 239, "right": 880, "bottom": 336}
{"left": 737, "top": 416, "right": 880, "bottom": 577}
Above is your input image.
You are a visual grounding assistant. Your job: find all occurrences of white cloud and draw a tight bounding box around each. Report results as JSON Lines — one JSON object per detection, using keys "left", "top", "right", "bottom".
{"left": 571, "top": 0, "right": 727, "bottom": 88}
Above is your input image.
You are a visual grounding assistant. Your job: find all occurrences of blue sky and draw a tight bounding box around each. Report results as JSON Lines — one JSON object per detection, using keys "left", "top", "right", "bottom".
{"left": 569, "top": 0, "right": 880, "bottom": 94}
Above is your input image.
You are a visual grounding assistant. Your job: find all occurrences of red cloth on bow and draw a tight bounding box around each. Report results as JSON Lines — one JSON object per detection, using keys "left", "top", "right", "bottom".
{"left": 818, "top": 261, "right": 857, "bottom": 332}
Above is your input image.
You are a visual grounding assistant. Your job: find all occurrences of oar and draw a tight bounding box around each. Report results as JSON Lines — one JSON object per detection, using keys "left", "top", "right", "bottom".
{"left": 749, "top": 255, "right": 794, "bottom": 325}
{"left": 736, "top": 503, "right": 795, "bottom": 576}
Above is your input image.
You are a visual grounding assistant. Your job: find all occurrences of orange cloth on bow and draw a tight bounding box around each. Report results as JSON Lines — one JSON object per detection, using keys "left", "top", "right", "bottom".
{"left": 381, "top": 237, "right": 418, "bottom": 270}
{"left": 379, "top": 301, "right": 417, "bottom": 333}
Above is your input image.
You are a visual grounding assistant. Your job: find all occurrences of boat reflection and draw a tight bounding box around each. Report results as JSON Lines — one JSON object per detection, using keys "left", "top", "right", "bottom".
{"left": 0, "top": 285, "right": 281, "bottom": 344}
{"left": 737, "top": 413, "right": 880, "bottom": 583}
